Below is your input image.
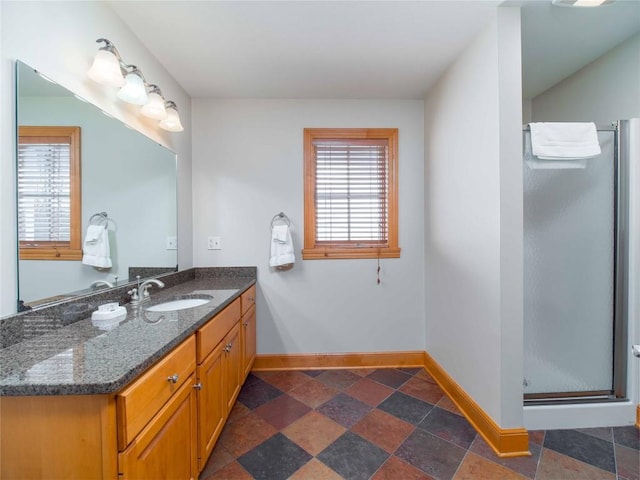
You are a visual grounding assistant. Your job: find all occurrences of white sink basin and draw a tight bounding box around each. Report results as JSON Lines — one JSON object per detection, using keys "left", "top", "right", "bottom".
{"left": 146, "top": 297, "right": 211, "bottom": 312}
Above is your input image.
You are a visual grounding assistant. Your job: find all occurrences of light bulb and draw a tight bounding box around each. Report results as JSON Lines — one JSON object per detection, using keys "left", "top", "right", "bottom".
{"left": 117, "top": 72, "right": 148, "bottom": 105}
{"left": 141, "top": 92, "right": 168, "bottom": 120}
{"left": 159, "top": 106, "right": 184, "bottom": 132}
{"left": 88, "top": 49, "right": 125, "bottom": 87}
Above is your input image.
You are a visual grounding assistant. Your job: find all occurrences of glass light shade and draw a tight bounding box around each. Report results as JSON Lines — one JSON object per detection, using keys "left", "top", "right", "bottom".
{"left": 117, "top": 73, "right": 149, "bottom": 105}
{"left": 159, "top": 107, "right": 184, "bottom": 132}
{"left": 87, "top": 50, "right": 125, "bottom": 87}
{"left": 141, "top": 92, "right": 168, "bottom": 120}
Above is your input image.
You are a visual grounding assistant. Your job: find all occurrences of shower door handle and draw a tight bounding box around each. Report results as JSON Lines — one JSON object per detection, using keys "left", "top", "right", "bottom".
{"left": 632, "top": 345, "right": 640, "bottom": 358}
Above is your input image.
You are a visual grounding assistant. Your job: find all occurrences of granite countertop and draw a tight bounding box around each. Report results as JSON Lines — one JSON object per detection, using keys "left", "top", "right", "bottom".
{"left": 0, "top": 275, "right": 255, "bottom": 396}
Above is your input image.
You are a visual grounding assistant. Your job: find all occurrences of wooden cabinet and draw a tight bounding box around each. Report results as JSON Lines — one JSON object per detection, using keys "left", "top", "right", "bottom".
{"left": 224, "top": 322, "right": 243, "bottom": 412}
{"left": 0, "top": 284, "right": 256, "bottom": 479}
{"left": 241, "top": 304, "right": 257, "bottom": 380}
{"left": 117, "top": 336, "right": 196, "bottom": 450}
{"left": 195, "top": 297, "right": 243, "bottom": 469}
{"left": 196, "top": 340, "right": 226, "bottom": 470}
{"left": 240, "top": 285, "right": 257, "bottom": 381}
{"left": 118, "top": 374, "right": 197, "bottom": 480}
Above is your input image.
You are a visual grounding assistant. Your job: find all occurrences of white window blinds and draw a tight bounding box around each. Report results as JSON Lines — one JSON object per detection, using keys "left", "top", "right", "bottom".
{"left": 18, "top": 139, "right": 72, "bottom": 244}
{"left": 314, "top": 139, "right": 389, "bottom": 245}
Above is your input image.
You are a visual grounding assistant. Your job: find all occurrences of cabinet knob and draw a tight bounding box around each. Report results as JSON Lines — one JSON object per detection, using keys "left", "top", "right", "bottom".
{"left": 243, "top": 322, "right": 248, "bottom": 327}
{"left": 193, "top": 383, "right": 203, "bottom": 390}
{"left": 167, "top": 373, "right": 179, "bottom": 384}
{"left": 248, "top": 297, "right": 255, "bottom": 302}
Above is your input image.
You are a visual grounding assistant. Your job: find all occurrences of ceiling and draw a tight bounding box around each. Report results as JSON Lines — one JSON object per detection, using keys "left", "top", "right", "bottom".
{"left": 108, "top": 0, "right": 640, "bottom": 100}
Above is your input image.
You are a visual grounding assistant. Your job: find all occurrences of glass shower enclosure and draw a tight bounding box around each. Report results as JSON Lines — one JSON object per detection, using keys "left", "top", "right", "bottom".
{"left": 523, "top": 122, "right": 629, "bottom": 403}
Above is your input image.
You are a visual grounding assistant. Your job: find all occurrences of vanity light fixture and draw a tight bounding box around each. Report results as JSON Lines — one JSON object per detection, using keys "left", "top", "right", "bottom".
{"left": 159, "top": 101, "right": 184, "bottom": 132}
{"left": 88, "top": 38, "right": 183, "bottom": 133}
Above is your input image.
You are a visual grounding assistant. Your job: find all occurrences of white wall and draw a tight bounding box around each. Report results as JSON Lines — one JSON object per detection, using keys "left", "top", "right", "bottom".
{"left": 424, "top": 8, "right": 523, "bottom": 428}
{"left": 192, "top": 99, "right": 425, "bottom": 354}
{"left": 0, "top": 1, "right": 192, "bottom": 316}
{"left": 532, "top": 34, "right": 640, "bottom": 123}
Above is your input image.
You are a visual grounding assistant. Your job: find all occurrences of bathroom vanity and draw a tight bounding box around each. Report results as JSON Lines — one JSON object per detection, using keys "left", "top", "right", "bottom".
{"left": 0, "top": 268, "right": 256, "bottom": 480}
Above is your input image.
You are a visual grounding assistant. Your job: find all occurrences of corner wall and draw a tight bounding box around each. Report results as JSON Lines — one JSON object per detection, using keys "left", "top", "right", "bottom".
{"left": 191, "top": 99, "right": 425, "bottom": 355}
{"left": 424, "top": 8, "right": 523, "bottom": 428}
{"left": 532, "top": 34, "right": 640, "bottom": 124}
{"left": 0, "top": 1, "right": 193, "bottom": 316}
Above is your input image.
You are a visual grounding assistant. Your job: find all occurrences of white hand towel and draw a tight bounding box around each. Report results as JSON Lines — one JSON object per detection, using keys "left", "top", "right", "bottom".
{"left": 82, "top": 225, "right": 112, "bottom": 268}
{"left": 529, "top": 122, "right": 601, "bottom": 160}
{"left": 269, "top": 225, "right": 295, "bottom": 268}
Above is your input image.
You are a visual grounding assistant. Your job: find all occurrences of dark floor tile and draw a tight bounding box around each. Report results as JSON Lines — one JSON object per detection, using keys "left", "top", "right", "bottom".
{"left": 253, "top": 393, "right": 311, "bottom": 429}
{"left": 470, "top": 435, "right": 541, "bottom": 479}
{"left": 300, "top": 369, "right": 326, "bottom": 377}
{"left": 317, "top": 392, "right": 371, "bottom": 428}
{"left": 368, "top": 368, "right": 412, "bottom": 389}
{"left": 237, "top": 433, "right": 312, "bottom": 480}
{"left": 378, "top": 391, "right": 433, "bottom": 425}
{"left": 614, "top": 425, "right": 640, "bottom": 450}
{"left": 528, "top": 430, "right": 545, "bottom": 446}
{"left": 576, "top": 427, "right": 613, "bottom": 442}
{"left": 317, "top": 431, "right": 389, "bottom": 480}
{"left": 615, "top": 443, "right": 640, "bottom": 480}
{"left": 316, "top": 369, "right": 362, "bottom": 390}
{"left": 395, "top": 428, "right": 466, "bottom": 480}
{"left": 237, "top": 379, "right": 283, "bottom": 410}
{"left": 397, "top": 367, "right": 422, "bottom": 375}
{"left": 418, "top": 406, "right": 477, "bottom": 449}
{"left": 243, "top": 372, "right": 262, "bottom": 386}
{"left": 544, "top": 429, "right": 616, "bottom": 473}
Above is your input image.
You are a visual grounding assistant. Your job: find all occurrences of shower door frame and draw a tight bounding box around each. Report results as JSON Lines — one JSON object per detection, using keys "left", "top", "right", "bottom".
{"left": 523, "top": 121, "right": 630, "bottom": 405}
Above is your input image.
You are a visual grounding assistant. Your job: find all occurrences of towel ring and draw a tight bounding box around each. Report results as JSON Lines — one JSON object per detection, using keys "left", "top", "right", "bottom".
{"left": 89, "top": 212, "right": 109, "bottom": 230}
{"left": 270, "top": 212, "right": 290, "bottom": 228}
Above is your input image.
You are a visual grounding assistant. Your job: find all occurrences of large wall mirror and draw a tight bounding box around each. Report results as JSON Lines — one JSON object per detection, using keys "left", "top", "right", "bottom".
{"left": 16, "top": 60, "right": 178, "bottom": 309}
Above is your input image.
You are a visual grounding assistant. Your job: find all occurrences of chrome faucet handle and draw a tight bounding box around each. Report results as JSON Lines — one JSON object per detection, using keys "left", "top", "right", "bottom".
{"left": 127, "top": 288, "right": 139, "bottom": 301}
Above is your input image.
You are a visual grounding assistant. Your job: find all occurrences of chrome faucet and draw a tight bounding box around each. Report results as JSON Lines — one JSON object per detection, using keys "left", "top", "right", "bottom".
{"left": 128, "top": 276, "right": 165, "bottom": 306}
{"left": 90, "top": 280, "right": 114, "bottom": 289}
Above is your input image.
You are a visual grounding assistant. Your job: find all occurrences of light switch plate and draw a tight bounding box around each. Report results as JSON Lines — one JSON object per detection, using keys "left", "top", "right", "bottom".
{"left": 207, "top": 236, "right": 221, "bottom": 250}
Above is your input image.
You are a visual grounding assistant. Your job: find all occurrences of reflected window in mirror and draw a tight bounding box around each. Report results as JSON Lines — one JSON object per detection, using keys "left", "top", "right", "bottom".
{"left": 18, "top": 126, "right": 82, "bottom": 260}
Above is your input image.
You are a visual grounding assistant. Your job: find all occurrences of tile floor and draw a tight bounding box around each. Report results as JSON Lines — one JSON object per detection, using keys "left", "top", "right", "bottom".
{"left": 199, "top": 368, "right": 640, "bottom": 480}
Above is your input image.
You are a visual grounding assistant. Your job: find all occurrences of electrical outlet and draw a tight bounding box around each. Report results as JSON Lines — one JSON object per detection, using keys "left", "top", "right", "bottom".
{"left": 207, "top": 236, "right": 221, "bottom": 250}
{"left": 166, "top": 236, "right": 177, "bottom": 250}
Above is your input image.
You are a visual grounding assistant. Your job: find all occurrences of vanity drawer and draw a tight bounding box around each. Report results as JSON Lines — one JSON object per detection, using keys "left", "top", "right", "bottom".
{"left": 241, "top": 285, "right": 256, "bottom": 315}
{"left": 117, "top": 335, "right": 196, "bottom": 450}
{"left": 197, "top": 298, "right": 241, "bottom": 363}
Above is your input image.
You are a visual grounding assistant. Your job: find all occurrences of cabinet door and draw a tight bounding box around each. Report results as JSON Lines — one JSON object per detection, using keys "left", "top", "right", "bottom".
{"left": 241, "top": 304, "right": 257, "bottom": 381}
{"left": 196, "top": 340, "right": 226, "bottom": 472}
{"left": 118, "top": 374, "right": 197, "bottom": 480}
{"left": 224, "top": 323, "right": 242, "bottom": 413}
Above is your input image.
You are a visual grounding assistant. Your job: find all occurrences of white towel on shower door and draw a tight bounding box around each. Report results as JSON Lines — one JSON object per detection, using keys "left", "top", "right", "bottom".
{"left": 270, "top": 225, "right": 295, "bottom": 268}
{"left": 529, "top": 122, "right": 601, "bottom": 159}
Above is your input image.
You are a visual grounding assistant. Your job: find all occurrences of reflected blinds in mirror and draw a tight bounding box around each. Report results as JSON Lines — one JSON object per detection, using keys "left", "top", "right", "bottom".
{"left": 17, "top": 126, "right": 81, "bottom": 260}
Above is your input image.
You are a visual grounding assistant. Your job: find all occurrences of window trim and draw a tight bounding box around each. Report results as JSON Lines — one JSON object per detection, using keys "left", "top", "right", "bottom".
{"left": 18, "top": 126, "right": 82, "bottom": 261}
{"left": 302, "top": 128, "right": 400, "bottom": 260}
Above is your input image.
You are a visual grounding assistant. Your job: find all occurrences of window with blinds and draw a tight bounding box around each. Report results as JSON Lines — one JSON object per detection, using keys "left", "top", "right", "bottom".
{"left": 303, "top": 128, "right": 400, "bottom": 260}
{"left": 18, "top": 126, "right": 82, "bottom": 260}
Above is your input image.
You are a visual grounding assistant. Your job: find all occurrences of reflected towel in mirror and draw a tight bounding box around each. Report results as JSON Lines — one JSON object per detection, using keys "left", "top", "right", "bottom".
{"left": 82, "top": 225, "right": 112, "bottom": 268}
